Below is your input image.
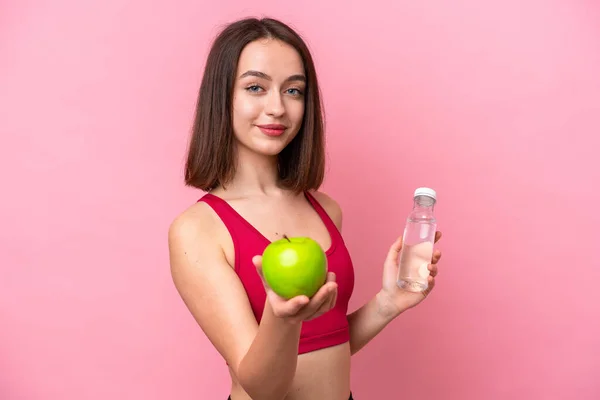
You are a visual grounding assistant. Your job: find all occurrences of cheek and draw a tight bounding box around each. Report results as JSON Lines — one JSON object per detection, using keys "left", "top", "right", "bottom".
{"left": 233, "top": 96, "right": 262, "bottom": 123}
{"left": 287, "top": 101, "right": 305, "bottom": 125}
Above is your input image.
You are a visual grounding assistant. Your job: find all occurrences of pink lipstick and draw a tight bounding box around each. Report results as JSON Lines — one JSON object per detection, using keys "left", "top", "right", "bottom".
{"left": 257, "top": 124, "right": 286, "bottom": 137}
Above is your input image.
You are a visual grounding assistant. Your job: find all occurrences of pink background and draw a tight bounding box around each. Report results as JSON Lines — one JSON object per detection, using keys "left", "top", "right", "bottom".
{"left": 1, "top": 1, "right": 599, "bottom": 399}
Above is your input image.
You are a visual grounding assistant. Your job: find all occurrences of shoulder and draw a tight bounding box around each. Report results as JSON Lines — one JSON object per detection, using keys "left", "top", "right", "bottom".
{"left": 167, "top": 200, "right": 224, "bottom": 268}
{"left": 309, "top": 190, "right": 343, "bottom": 231}
{"left": 168, "top": 200, "right": 217, "bottom": 244}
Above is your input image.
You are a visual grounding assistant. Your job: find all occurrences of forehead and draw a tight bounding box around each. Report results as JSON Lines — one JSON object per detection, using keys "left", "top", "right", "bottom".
{"left": 236, "top": 39, "right": 304, "bottom": 78}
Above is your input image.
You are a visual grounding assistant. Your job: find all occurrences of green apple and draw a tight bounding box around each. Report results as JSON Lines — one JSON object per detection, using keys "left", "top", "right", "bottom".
{"left": 261, "top": 235, "right": 328, "bottom": 300}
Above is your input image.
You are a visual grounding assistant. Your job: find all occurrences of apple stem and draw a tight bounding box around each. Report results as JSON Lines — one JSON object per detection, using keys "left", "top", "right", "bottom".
{"left": 283, "top": 234, "right": 291, "bottom": 242}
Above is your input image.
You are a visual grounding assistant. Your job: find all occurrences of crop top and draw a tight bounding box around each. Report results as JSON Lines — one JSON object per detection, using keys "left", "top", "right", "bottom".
{"left": 198, "top": 191, "right": 355, "bottom": 354}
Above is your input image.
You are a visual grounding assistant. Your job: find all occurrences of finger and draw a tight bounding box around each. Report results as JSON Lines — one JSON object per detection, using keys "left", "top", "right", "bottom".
{"left": 252, "top": 255, "right": 270, "bottom": 288}
{"left": 252, "top": 255, "right": 263, "bottom": 277}
{"left": 386, "top": 236, "right": 403, "bottom": 263}
{"left": 314, "top": 272, "right": 337, "bottom": 305}
{"left": 319, "top": 272, "right": 337, "bottom": 299}
{"left": 304, "top": 300, "right": 328, "bottom": 320}
{"left": 269, "top": 291, "right": 309, "bottom": 316}
{"left": 313, "top": 281, "right": 338, "bottom": 304}
{"left": 330, "top": 285, "right": 338, "bottom": 309}
{"left": 427, "top": 276, "right": 436, "bottom": 292}
{"left": 288, "top": 295, "right": 310, "bottom": 313}
{"left": 422, "top": 276, "right": 436, "bottom": 297}
{"left": 434, "top": 231, "right": 442, "bottom": 243}
{"left": 431, "top": 250, "right": 442, "bottom": 264}
{"left": 301, "top": 282, "right": 337, "bottom": 318}
{"left": 320, "top": 273, "right": 338, "bottom": 314}
{"left": 306, "top": 287, "right": 337, "bottom": 321}
{"left": 428, "top": 263, "right": 438, "bottom": 277}
{"left": 322, "top": 285, "right": 338, "bottom": 315}
{"left": 326, "top": 271, "right": 336, "bottom": 284}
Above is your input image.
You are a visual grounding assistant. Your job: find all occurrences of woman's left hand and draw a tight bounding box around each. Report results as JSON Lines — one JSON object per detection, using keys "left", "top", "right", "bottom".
{"left": 378, "top": 231, "right": 442, "bottom": 318}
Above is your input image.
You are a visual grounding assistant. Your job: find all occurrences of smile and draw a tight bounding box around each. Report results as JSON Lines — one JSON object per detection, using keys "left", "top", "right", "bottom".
{"left": 256, "top": 124, "right": 287, "bottom": 137}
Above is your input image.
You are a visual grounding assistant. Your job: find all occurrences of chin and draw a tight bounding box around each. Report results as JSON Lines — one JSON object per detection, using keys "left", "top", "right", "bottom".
{"left": 253, "top": 143, "right": 287, "bottom": 156}
{"left": 252, "top": 134, "right": 294, "bottom": 155}
{"left": 234, "top": 131, "right": 296, "bottom": 157}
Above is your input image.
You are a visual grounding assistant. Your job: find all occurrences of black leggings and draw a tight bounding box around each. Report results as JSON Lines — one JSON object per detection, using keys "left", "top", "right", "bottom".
{"left": 228, "top": 394, "right": 353, "bottom": 399}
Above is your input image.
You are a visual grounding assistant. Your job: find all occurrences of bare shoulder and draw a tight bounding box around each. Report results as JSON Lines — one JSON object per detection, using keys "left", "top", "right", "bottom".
{"left": 167, "top": 200, "right": 226, "bottom": 302}
{"left": 167, "top": 201, "right": 223, "bottom": 271}
{"left": 310, "top": 190, "right": 343, "bottom": 231}
{"left": 168, "top": 201, "right": 218, "bottom": 249}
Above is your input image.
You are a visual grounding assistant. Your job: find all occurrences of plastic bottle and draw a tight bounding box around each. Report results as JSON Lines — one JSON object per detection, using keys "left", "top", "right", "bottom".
{"left": 396, "top": 187, "right": 437, "bottom": 292}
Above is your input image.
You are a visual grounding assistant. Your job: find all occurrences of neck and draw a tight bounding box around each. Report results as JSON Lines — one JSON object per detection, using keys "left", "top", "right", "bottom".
{"left": 222, "top": 144, "right": 283, "bottom": 196}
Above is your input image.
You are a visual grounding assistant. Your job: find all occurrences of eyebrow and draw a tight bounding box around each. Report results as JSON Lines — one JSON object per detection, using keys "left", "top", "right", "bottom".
{"left": 239, "top": 70, "right": 306, "bottom": 83}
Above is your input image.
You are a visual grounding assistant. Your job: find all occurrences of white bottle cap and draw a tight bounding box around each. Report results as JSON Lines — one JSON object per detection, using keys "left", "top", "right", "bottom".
{"left": 414, "top": 187, "right": 437, "bottom": 200}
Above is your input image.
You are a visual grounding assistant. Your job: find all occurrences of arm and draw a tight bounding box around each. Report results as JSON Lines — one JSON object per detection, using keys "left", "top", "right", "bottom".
{"left": 168, "top": 206, "right": 300, "bottom": 400}
{"left": 346, "top": 291, "right": 401, "bottom": 355}
{"left": 347, "top": 233, "right": 442, "bottom": 355}
{"left": 311, "top": 192, "right": 397, "bottom": 353}
{"left": 238, "top": 304, "right": 303, "bottom": 398}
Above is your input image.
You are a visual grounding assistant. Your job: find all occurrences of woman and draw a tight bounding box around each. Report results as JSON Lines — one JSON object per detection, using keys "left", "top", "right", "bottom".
{"left": 168, "top": 17, "right": 442, "bottom": 400}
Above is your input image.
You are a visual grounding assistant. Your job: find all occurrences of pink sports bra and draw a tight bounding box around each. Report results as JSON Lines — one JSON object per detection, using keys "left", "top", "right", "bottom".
{"left": 199, "top": 191, "right": 355, "bottom": 354}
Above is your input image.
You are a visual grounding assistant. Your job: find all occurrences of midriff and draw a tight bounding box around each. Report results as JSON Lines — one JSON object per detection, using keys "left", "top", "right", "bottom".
{"left": 228, "top": 341, "right": 352, "bottom": 400}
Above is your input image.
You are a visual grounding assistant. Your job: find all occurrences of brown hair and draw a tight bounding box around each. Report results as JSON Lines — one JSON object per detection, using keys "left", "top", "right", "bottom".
{"left": 184, "top": 17, "right": 326, "bottom": 193}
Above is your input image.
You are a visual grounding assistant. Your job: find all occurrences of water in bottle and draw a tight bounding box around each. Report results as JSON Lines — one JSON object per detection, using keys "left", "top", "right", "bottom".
{"left": 397, "top": 187, "right": 437, "bottom": 292}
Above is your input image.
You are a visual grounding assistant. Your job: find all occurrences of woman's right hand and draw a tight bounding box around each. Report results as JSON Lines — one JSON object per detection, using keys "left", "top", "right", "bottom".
{"left": 252, "top": 255, "right": 338, "bottom": 324}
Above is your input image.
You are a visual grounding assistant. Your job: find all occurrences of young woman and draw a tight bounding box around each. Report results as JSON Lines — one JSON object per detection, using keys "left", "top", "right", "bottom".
{"left": 168, "top": 17, "right": 442, "bottom": 400}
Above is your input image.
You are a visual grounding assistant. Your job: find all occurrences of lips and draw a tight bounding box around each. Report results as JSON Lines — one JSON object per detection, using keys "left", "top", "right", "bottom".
{"left": 257, "top": 124, "right": 287, "bottom": 137}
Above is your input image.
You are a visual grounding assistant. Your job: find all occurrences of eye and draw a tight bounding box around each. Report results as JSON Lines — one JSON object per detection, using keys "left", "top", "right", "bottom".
{"left": 245, "top": 85, "right": 263, "bottom": 93}
{"left": 286, "top": 88, "right": 303, "bottom": 96}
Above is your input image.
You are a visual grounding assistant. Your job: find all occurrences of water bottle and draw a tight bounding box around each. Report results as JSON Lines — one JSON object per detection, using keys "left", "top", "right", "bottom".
{"left": 397, "top": 187, "right": 437, "bottom": 292}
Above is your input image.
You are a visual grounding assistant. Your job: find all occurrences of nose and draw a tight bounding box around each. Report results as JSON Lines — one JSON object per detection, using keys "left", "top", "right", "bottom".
{"left": 265, "top": 90, "right": 285, "bottom": 117}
